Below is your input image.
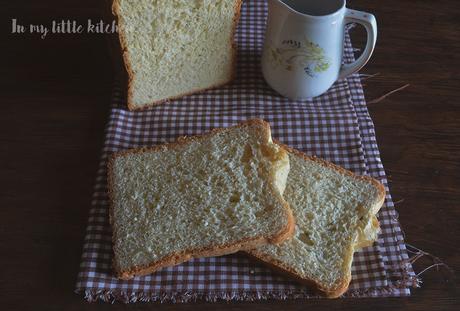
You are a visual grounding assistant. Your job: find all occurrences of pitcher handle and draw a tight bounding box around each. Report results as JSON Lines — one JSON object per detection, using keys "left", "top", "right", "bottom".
{"left": 338, "top": 9, "right": 377, "bottom": 80}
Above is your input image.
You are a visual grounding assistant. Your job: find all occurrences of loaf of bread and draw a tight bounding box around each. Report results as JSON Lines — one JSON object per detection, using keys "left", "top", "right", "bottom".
{"left": 108, "top": 120, "right": 294, "bottom": 279}
{"left": 112, "top": 0, "right": 242, "bottom": 110}
{"left": 246, "top": 146, "right": 385, "bottom": 298}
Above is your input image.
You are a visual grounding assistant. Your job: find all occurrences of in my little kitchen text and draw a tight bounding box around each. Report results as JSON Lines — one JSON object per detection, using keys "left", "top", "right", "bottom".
{"left": 11, "top": 19, "right": 118, "bottom": 39}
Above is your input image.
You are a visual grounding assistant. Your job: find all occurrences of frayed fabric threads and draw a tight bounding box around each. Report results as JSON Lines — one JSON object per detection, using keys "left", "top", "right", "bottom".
{"left": 406, "top": 244, "right": 454, "bottom": 281}
{"left": 77, "top": 288, "right": 412, "bottom": 304}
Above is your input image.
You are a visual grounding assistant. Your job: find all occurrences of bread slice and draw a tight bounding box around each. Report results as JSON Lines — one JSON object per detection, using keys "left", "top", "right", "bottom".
{"left": 245, "top": 146, "right": 385, "bottom": 298}
{"left": 108, "top": 120, "right": 294, "bottom": 279}
{"left": 112, "top": 0, "right": 242, "bottom": 110}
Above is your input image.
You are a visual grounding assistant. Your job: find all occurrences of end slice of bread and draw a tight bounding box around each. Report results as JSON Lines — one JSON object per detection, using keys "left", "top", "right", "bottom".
{"left": 245, "top": 146, "right": 385, "bottom": 298}
{"left": 112, "top": 0, "right": 242, "bottom": 110}
{"left": 108, "top": 119, "right": 294, "bottom": 279}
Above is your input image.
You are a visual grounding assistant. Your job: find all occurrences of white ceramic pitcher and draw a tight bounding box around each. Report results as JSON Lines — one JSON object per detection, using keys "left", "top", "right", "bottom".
{"left": 261, "top": 0, "right": 377, "bottom": 100}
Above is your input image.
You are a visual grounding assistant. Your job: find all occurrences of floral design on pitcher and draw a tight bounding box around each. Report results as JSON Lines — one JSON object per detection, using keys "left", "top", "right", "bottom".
{"left": 268, "top": 38, "right": 331, "bottom": 77}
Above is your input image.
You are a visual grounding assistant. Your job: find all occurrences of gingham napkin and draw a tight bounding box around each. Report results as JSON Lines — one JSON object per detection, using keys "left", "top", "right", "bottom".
{"left": 75, "top": 0, "right": 417, "bottom": 302}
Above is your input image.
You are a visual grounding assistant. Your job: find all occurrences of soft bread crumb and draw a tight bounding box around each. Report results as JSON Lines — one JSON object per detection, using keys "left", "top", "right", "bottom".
{"left": 113, "top": 0, "right": 242, "bottom": 109}
{"left": 108, "top": 120, "right": 294, "bottom": 279}
{"left": 247, "top": 146, "right": 385, "bottom": 298}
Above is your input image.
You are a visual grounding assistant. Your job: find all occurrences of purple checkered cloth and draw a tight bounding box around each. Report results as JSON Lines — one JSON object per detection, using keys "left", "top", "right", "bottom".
{"left": 75, "top": 0, "right": 417, "bottom": 302}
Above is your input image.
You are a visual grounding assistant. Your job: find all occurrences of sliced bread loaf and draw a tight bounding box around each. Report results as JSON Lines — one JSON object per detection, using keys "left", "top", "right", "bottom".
{"left": 245, "top": 146, "right": 385, "bottom": 298}
{"left": 108, "top": 120, "right": 294, "bottom": 279}
{"left": 112, "top": 0, "right": 242, "bottom": 110}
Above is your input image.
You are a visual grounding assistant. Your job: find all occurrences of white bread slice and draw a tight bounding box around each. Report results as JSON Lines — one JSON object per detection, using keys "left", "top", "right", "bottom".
{"left": 108, "top": 120, "right": 294, "bottom": 279}
{"left": 112, "top": 0, "right": 242, "bottom": 110}
{"left": 245, "top": 146, "right": 385, "bottom": 298}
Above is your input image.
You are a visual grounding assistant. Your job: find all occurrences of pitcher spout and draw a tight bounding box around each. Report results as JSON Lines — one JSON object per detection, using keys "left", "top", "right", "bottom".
{"left": 267, "top": 0, "right": 300, "bottom": 16}
{"left": 267, "top": 0, "right": 307, "bottom": 17}
{"left": 268, "top": 0, "right": 347, "bottom": 17}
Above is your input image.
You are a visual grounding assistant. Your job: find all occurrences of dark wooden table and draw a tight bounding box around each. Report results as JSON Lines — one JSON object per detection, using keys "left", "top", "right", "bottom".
{"left": 1, "top": 0, "right": 458, "bottom": 310}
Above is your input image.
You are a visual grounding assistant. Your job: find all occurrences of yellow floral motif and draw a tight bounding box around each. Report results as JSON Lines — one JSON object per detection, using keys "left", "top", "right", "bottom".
{"left": 269, "top": 37, "right": 331, "bottom": 77}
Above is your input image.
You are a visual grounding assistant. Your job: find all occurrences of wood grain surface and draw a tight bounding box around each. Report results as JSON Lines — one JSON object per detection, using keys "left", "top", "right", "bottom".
{"left": 0, "top": 0, "right": 458, "bottom": 310}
